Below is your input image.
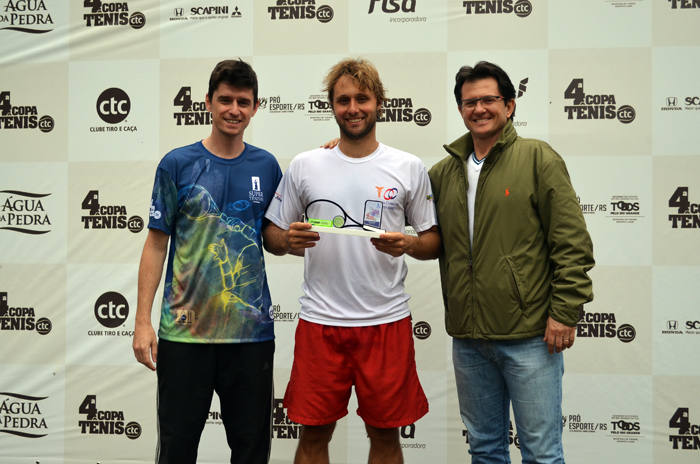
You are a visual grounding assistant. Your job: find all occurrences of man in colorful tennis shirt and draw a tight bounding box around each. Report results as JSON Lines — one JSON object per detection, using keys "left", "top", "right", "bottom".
{"left": 263, "top": 58, "right": 440, "bottom": 464}
{"left": 132, "top": 59, "right": 282, "bottom": 464}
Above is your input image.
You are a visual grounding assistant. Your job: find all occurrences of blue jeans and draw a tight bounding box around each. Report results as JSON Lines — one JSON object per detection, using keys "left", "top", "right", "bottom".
{"left": 452, "top": 336, "right": 565, "bottom": 464}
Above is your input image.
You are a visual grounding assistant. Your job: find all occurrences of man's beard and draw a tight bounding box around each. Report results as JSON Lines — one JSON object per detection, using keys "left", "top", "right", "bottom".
{"left": 335, "top": 111, "right": 378, "bottom": 141}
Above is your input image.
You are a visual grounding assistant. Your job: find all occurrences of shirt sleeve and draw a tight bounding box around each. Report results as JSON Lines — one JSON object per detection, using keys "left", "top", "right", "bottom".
{"left": 404, "top": 161, "right": 438, "bottom": 234}
{"left": 147, "top": 165, "right": 178, "bottom": 236}
{"left": 264, "top": 161, "right": 305, "bottom": 230}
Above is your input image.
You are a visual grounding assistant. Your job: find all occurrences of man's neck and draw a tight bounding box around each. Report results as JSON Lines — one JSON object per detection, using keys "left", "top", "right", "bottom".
{"left": 202, "top": 133, "right": 245, "bottom": 160}
{"left": 472, "top": 133, "right": 500, "bottom": 161}
{"left": 337, "top": 135, "right": 379, "bottom": 159}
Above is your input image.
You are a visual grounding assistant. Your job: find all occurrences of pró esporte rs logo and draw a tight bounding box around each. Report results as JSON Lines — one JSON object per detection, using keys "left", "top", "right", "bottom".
{"left": 413, "top": 321, "right": 431, "bottom": 340}
{"left": 81, "top": 190, "right": 143, "bottom": 232}
{"left": 270, "top": 304, "right": 298, "bottom": 322}
{"left": 0, "top": 0, "right": 54, "bottom": 34}
{"left": 265, "top": 95, "right": 305, "bottom": 113}
{"left": 0, "top": 91, "right": 54, "bottom": 132}
{"left": 0, "top": 190, "right": 52, "bottom": 235}
{"left": 668, "top": 0, "right": 699, "bottom": 9}
{"left": 577, "top": 196, "right": 606, "bottom": 215}
{"left": 669, "top": 408, "right": 700, "bottom": 450}
{"left": 0, "top": 292, "right": 52, "bottom": 334}
{"left": 564, "top": 79, "right": 635, "bottom": 123}
{"left": 173, "top": 87, "right": 211, "bottom": 126}
{"left": 268, "top": 1, "right": 333, "bottom": 23}
{"left": 377, "top": 98, "right": 431, "bottom": 126}
{"left": 83, "top": 0, "right": 146, "bottom": 29}
{"left": 565, "top": 414, "right": 607, "bottom": 433}
{"left": 577, "top": 309, "right": 636, "bottom": 343}
{"left": 78, "top": 395, "right": 141, "bottom": 439}
{"left": 272, "top": 398, "right": 300, "bottom": 439}
{"left": 0, "top": 392, "right": 49, "bottom": 438}
{"left": 668, "top": 187, "right": 700, "bottom": 229}
{"left": 463, "top": 0, "right": 532, "bottom": 17}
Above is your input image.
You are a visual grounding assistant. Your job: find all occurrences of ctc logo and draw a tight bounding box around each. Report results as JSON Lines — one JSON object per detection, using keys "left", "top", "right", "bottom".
{"left": 94, "top": 291, "right": 129, "bottom": 328}
{"left": 611, "top": 201, "right": 639, "bottom": 212}
{"left": 97, "top": 88, "right": 131, "bottom": 124}
{"left": 612, "top": 420, "right": 639, "bottom": 431}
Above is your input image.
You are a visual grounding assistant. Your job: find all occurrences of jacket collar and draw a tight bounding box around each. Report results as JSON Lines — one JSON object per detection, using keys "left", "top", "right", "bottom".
{"left": 443, "top": 120, "right": 518, "bottom": 165}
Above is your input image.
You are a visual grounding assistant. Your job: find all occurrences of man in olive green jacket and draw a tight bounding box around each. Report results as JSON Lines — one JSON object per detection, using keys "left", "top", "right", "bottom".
{"left": 429, "top": 61, "right": 594, "bottom": 464}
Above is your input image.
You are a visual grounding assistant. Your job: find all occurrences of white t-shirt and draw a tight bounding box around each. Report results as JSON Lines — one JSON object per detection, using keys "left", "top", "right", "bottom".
{"left": 265, "top": 143, "right": 437, "bottom": 327}
{"left": 466, "top": 150, "right": 483, "bottom": 246}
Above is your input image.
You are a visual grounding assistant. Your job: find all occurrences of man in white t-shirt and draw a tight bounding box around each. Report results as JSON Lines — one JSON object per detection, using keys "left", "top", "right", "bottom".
{"left": 264, "top": 58, "right": 440, "bottom": 464}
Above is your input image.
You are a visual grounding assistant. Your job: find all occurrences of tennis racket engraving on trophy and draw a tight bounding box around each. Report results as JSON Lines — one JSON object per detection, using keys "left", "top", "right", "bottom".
{"left": 305, "top": 199, "right": 385, "bottom": 237}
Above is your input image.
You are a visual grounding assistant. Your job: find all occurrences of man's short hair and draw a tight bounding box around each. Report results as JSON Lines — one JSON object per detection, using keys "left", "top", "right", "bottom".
{"left": 208, "top": 59, "right": 258, "bottom": 104}
{"left": 323, "top": 58, "right": 386, "bottom": 107}
{"left": 454, "top": 61, "right": 516, "bottom": 120}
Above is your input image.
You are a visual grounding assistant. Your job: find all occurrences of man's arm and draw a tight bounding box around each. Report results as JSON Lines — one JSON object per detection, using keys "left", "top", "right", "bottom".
{"left": 132, "top": 228, "right": 169, "bottom": 371}
{"left": 370, "top": 225, "right": 440, "bottom": 260}
{"left": 262, "top": 221, "right": 319, "bottom": 257}
{"left": 537, "top": 156, "right": 594, "bottom": 354}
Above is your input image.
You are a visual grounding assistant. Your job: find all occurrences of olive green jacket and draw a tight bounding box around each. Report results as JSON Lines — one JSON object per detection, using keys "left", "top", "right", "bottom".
{"left": 428, "top": 121, "right": 594, "bottom": 340}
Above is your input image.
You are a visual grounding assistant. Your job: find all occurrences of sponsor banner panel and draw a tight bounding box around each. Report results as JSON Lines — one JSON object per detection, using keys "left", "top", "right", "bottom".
{"left": 252, "top": 53, "right": 346, "bottom": 164}
{"left": 565, "top": 265, "right": 651, "bottom": 375}
{"left": 65, "top": 263, "right": 145, "bottom": 366}
{"left": 652, "top": 266, "right": 700, "bottom": 376}
{"left": 0, "top": 162, "right": 68, "bottom": 264}
{"left": 404, "top": 259, "right": 448, "bottom": 371}
{"left": 159, "top": 0, "right": 253, "bottom": 59}
{"left": 67, "top": 161, "right": 152, "bottom": 264}
{"left": 360, "top": 52, "right": 445, "bottom": 161}
{"left": 349, "top": 0, "right": 447, "bottom": 53}
{"left": 253, "top": 0, "right": 348, "bottom": 55}
{"left": 652, "top": 46, "right": 700, "bottom": 156}
{"left": 447, "top": 49, "right": 549, "bottom": 144}
{"left": 68, "top": 59, "right": 160, "bottom": 161}
{"left": 653, "top": 376, "right": 700, "bottom": 461}
{"left": 69, "top": 0, "right": 159, "bottom": 60}
{"left": 548, "top": 47, "right": 651, "bottom": 157}
{"left": 651, "top": 156, "right": 700, "bottom": 265}
{"left": 0, "top": 62, "right": 68, "bottom": 161}
{"left": 549, "top": 0, "right": 651, "bottom": 49}
{"left": 447, "top": 0, "right": 546, "bottom": 51}
{"left": 64, "top": 364, "right": 155, "bottom": 462}
{"left": 565, "top": 155, "right": 652, "bottom": 266}
{"left": 196, "top": 393, "right": 230, "bottom": 463}
{"left": 0, "top": 365, "right": 66, "bottom": 464}
{"left": 652, "top": 0, "right": 700, "bottom": 46}
{"left": 0, "top": 264, "right": 66, "bottom": 365}
{"left": 562, "top": 374, "right": 653, "bottom": 464}
{"left": 0, "top": 0, "right": 69, "bottom": 64}
{"left": 266, "top": 261, "right": 305, "bottom": 369}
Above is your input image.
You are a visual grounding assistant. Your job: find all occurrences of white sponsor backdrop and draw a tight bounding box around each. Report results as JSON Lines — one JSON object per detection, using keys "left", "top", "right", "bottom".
{"left": 1, "top": 1, "right": 699, "bottom": 463}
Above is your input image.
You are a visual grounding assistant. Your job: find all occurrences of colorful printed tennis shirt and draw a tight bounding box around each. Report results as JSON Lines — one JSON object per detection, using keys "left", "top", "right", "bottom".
{"left": 148, "top": 141, "right": 282, "bottom": 343}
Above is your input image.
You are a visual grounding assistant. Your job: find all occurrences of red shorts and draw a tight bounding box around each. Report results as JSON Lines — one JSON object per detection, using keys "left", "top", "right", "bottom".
{"left": 284, "top": 316, "right": 428, "bottom": 428}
